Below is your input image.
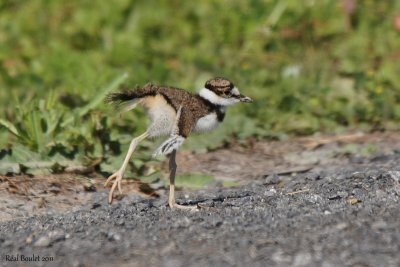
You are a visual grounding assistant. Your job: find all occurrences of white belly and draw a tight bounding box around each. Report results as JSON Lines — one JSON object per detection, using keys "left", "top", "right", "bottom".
{"left": 142, "top": 95, "right": 176, "bottom": 137}
{"left": 193, "top": 113, "right": 220, "bottom": 133}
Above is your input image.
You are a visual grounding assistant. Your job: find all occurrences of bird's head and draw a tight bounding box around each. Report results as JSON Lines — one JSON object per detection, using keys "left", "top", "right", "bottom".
{"left": 199, "top": 77, "right": 253, "bottom": 106}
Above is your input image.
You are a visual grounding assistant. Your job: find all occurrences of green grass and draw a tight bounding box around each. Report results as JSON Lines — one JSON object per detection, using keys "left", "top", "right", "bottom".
{"left": 1, "top": 1, "right": 400, "bottom": 176}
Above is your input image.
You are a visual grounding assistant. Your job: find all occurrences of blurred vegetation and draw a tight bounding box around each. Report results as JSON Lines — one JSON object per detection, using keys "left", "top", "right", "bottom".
{"left": 1, "top": 0, "right": 400, "bottom": 177}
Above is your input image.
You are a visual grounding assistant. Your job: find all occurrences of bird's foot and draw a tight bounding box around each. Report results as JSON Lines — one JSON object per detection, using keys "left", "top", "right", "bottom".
{"left": 169, "top": 202, "right": 199, "bottom": 211}
{"left": 104, "top": 170, "right": 124, "bottom": 203}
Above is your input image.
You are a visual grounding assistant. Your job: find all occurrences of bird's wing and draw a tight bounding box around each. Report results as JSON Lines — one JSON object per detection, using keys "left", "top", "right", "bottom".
{"left": 171, "top": 106, "right": 183, "bottom": 135}
{"left": 152, "top": 106, "right": 195, "bottom": 157}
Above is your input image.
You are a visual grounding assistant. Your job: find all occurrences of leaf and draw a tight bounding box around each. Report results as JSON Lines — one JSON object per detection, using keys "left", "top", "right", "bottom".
{"left": 11, "top": 144, "right": 42, "bottom": 162}
{"left": 267, "top": 1, "right": 287, "bottom": 26}
{"left": 28, "top": 111, "right": 44, "bottom": 153}
{"left": 0, "top": 119, "right": 20, "bottom": 137}
{"left": 61, "top": 73, "right": 128, "bottom": 127}
{"left": 0, "top": 162, "right": 21, "bottom": 175}
{"left": 138, "top": 171, "right": 162, "bottom": 184}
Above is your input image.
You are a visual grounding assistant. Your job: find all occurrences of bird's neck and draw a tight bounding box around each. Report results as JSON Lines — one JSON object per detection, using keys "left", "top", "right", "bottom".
{"left": 197, "top": 89, "right": 224, "bottom": 109}
{"left": 196, "top": 91, "right": 226, "bottom": 122}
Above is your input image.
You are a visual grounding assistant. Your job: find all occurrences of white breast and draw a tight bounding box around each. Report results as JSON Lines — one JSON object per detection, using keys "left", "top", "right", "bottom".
{"left": 193, "top": 113, "right": 220, "bottom": 133}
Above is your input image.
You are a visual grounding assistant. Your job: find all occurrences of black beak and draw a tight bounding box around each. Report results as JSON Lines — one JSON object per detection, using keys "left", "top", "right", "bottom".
{"left": 239, "top": 95, "right": 253, "bottom": 103}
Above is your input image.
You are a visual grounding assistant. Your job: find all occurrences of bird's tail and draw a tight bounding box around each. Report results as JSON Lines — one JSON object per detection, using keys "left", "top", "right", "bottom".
{"left": 105, "top": 91, "right": 141, "bottom": 112}
{"left": 105, "top": 83, "right": 156, "bottom": 113}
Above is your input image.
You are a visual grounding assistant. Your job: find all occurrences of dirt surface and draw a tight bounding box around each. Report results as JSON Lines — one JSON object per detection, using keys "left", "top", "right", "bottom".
{"left": 1, "top": 132, "right": 400, "bottom": 267}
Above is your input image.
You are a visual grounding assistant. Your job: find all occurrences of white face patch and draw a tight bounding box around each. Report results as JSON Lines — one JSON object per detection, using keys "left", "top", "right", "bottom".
{"left": 198, "top": 88, "right": 240, "bottom": 106}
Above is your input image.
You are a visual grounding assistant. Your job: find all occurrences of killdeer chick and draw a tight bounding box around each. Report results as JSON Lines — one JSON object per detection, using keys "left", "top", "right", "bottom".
{"left": 104, "top": 77, "right": 252, "bottom": 209}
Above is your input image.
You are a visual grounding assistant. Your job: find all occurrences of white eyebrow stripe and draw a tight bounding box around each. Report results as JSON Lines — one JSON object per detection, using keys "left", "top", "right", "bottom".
{"left": 198, "top": 88, "right": 240, "bottom": 106}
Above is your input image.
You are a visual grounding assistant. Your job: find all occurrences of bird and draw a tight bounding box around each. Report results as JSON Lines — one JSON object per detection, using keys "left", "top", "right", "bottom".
{"left": 104, "top": 77, "right": 253, "bottom": 209}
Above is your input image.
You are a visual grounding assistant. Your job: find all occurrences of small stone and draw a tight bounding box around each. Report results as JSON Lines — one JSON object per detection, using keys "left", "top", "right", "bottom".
{"left": 350, "top": 172, "right": 365, "bottom": 179}
{"left": 264, "top": 188, "right": 276, "bottom": 197}
{"left": 335, "top": 222, "right": 347, "bottom": 230}
{"left": 91, "top": 203, "right": 101, "bottom": 209}
{"left": 388, "top": 171, "right": 400, "bottom": 183}
{"left": 83, "top": 183, "right": 96, "bottom": 192}
{"left": 347, "top": 197, "right": 360, "bottom": 205}
{"left": 352, "top": 188, "right": 364, "bottom": 196}
{"left": 198, "top": 199, "right": 214, "bottom": 207}
{"left": 265, "top": 174, "right": 280, "bottom": 184}
{"left": 34, "top": 230, "right": 65, "bottom": 247}
{"left": 328, "top": 195, "right": 341, "bottom": 200}
{"left": 337, "top": 191, "right": 348, "bottom": 198}
{"left": 34, "top": 236, "right": 51, "bottom": 247}
{"left": 50, "top": 230, "right": 66, "bottom": 240}
{"left": 371, "top": 220, "right": 387, "bottom": 229}
{"left": 160, "top": 242, "right": 176, "bottom": 255}
{"left": 107, "top": 231, "right": 121, "bottom": 241}
{"left": 175, "top": 216, "right": 192, "bottom": 228}
{"left": 308, "top": 194, "right": 322, "bottom": 204}
{"left": 116, "top": 219, "right": 125, "bottom": 226}
{"left": 292, "top": 252, "right": 312, "bottom": 266}
{"left": 49, "top": 186, "right": 61, "bottom": 194}
{"left": 152, "top": 198, "right": 167, "bottom": 208}
{"left": 264, "top": 191, "right": 274, "bottom": 197}
{"left": 349, "top": 156, "right": 364, "bottom": 164}
{"left": 26, "top": 234, "right": 34, "bottom": 244}
{"left": 335, "top": 174, "right": 347, "bottom": 180}
{"left": 371, "top": 154, "right": 391, "bottom": 162}
{"left": 272, "top": 249, "right": 292, "bottom": 264}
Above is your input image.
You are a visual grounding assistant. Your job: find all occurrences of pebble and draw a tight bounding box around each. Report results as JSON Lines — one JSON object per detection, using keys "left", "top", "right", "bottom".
{"left": 34, "top": 230, "right": 65, "bottom": 247}
{"left": 264, "top": 189, "right": 276, "bottom": 197}
{"left": 387, "top": 171, "right": 400, "bottom": 183}
{"left": 265, "top": 174, "right": 280, "bottom": 184}
{"left": 34, "top": 236, "right": 51, "bottom": 247}
{"left": 116, "top": 219, "right": 125, "bottom": 226}
{"left": 107, "top": 231, "right": 121, "bottom": 242}
{"left": 292, "top": 252, "right": 312, "bottom": 266}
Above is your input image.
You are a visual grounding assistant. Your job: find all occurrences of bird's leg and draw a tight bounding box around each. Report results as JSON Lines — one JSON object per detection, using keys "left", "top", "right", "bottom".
{"left": 168, "top": 150, "right": 198, "bottom": 210}
{"left": 105, "top": 131, "right": 149, "bottom": 203}
{"left": 168, "top": 150, "right": 178, "bottom": 208}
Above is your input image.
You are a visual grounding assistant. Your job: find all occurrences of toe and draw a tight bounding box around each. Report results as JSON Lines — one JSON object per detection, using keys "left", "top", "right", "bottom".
{"left": 118, "top": 180, "right": 122, "bottom": 194}
{"left": 108, "top": 192, "right": 113, "bottom": 204}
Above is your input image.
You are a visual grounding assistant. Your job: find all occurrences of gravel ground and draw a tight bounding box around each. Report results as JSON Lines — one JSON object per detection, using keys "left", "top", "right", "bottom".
{"left": 1, "top": 134, "right": 400, "bottom": 267}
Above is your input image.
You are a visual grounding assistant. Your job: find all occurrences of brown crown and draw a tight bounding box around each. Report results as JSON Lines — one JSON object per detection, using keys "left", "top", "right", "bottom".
{"left": 205, "top": 77, "right": 234, "bottom": 95}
